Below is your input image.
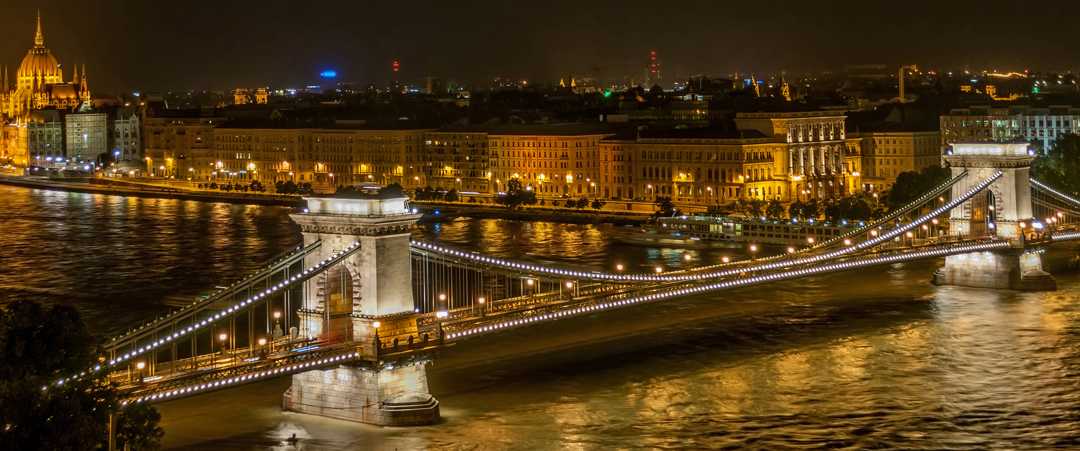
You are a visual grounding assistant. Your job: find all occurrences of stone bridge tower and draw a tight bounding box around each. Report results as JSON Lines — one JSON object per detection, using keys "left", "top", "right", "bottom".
{"left": 283, "top": 193, "right": 439, "bottom": 426}
{"left": 933, "top": 142, "right": 1055, "bottom": 291}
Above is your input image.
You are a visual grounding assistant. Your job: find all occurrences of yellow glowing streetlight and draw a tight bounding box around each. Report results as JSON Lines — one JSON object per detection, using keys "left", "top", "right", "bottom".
{"left": 615, "top": 263, "right": 624, "bottom": 271}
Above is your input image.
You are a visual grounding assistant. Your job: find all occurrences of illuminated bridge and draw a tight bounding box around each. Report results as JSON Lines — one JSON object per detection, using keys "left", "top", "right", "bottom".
{"left": 45, "top": 142, "right": 1080, "bottom": 426}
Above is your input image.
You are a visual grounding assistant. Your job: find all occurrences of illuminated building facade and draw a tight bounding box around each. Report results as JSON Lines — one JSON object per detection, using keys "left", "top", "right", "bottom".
{"left": 111, "top": 108, "right": 142, "bottom": 162}
{"left": 486, "top": 126, "right": 609, "bottom": 198}
{"left": 940, "top": 105, "right": 1080, "bottom": 152}
{"left": 416, "top": 132, "right": 489, "bottom": 192}
{"left": 856, "top": 131, "right": 941, "bottom": 192}
{"left": 207, "top": 128, "right": 425, "bottom": 190}
{"left": 597, "top": 112, "right": 866, "bottom": 205}
{"left": 26, "top": 110, "right": 63, "bottom": 162}
{"left": 143, "top": 113, "right": 220, "bottom": 178}
{"left": 64, "top": 112, "right": 107, "bottom": 162}
{"left": 735, "top": 112, "right": 861, "bottom": 200}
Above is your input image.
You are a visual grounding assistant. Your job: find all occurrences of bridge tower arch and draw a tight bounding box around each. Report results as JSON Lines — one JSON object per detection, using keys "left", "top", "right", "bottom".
{"left": 933, "top": 142, "right": 1056, "bottom": 290}
{"left": 284, "top": 193, "right": 440, "bottom": 426}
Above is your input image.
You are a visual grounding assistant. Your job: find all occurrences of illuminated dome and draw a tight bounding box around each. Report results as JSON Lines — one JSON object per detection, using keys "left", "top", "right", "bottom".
{"left": 18, "top": 50, "right": 61, "bottom": 81}
{"left": 15, "top": 12, "right": 63, "bottom": 88}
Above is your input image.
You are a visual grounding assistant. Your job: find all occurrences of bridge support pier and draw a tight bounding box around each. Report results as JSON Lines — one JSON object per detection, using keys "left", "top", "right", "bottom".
{"left": 933, "top": 143, "right": 1056, "bottom": 291}
{"left": 283, "top": 361, "right": 439, "bottom": 426}
{"left": 933, "top": 248, "right": 1056, "bottom": 291}
{"left": 285, "top": 192, "right": 438, "bottom": 426}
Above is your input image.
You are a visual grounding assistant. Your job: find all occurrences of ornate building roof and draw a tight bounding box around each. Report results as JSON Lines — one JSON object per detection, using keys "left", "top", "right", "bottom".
{"left": 16, "top": 12, "right": 62, "bottom": 86}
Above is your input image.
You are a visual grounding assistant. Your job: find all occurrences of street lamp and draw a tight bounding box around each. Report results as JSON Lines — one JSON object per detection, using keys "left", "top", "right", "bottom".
{"left": 216, "top": 332, "right": 228, "bottom": 366}
{"left": 134, "top": 361, "right": 146, "bottom": 383}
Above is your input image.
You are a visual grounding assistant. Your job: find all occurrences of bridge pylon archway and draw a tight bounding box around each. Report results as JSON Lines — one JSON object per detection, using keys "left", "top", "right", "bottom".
{"left": 933, "top": 142, "right": 1056, "bottom": 291}
{"left": 283, "top": 193, "right": 440, "bottom": 426}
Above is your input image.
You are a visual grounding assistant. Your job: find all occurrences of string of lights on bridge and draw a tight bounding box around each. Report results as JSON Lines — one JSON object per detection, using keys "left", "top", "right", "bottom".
{"left": 445, "top": 240, "right": 1012, "bottom": 341}
{"left": 105, "top": 241, "right": 315, "bottom": 352}
{"left": 1031, "top": 178, "right": 1080, "bottom": 209}
{"left": 124, "top": 350, "right": 365, "bottom": 405}
{"left": 412, "top": 170, "right": 1004, "bottom": 284}
{"left": 813, "top": 170, "right": 967, "bottom": 250}
{"left": 49, "top": 241, "right": 363, "bottom": 391}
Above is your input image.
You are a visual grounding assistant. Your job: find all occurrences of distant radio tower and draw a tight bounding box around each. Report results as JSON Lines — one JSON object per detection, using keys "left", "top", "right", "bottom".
{"left": 646, "top": 50, "right": 662, "bottom": 87}
{"left": 391, "top": 59, "right": 401, "bottom": 91}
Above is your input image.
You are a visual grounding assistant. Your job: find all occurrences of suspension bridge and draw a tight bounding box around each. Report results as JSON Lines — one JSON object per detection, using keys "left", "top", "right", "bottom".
{"left": 44, "top": 142, "right": 1080, "bottom": 426}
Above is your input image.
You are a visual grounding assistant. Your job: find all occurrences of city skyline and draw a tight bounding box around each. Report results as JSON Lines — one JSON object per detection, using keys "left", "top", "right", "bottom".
{"left": 3, "top": 1, "right": 1080, "bottom": 94}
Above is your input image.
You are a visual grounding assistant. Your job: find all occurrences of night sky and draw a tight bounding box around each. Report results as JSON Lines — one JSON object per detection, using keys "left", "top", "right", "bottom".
{"left": 3, "top": 0, "right": 1078, "bottom": 94}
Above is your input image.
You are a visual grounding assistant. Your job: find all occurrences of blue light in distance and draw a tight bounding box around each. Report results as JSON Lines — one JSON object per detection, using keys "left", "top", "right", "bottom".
{"left": 320, "top": 70, "right": 338, "bottom": 79}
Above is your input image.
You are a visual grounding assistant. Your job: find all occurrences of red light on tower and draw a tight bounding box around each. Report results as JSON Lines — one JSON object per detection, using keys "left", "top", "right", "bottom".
{"left": 392, "top": 60, "right": 400, "bottom": 73}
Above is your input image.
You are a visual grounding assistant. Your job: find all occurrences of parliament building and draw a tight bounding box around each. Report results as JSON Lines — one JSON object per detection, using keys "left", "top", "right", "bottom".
{"left": 0, "top": 12, "right": 92, "bottom": 167}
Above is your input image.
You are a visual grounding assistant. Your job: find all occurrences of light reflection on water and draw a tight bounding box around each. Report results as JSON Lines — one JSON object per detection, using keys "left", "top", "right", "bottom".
{"left": 2, "top": 186, "right": 1080, "bottom": 449}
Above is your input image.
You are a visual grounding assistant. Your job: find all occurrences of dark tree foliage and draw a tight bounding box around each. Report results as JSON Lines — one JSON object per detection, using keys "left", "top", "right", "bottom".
{"left": 590, "top": 198, "right": 606, "bottom": 210}
{"left": 1032, "top": 134, "right": 1080, "bottom": 196}
{"left": 497, "top": 179, "right": 536, "bottom": 209}
{"left": 736, "top": 199, "right": 766, "bottom": 218}
{"left": 0, "top": 301, "right": 164, "bottom": 451}
{"left": 653, "top": 196, "right": 676, "bottom": 217}
{"left": 765, "top": 200, "right": 785, "bottom": 220}
{"left": 824, "top": 195, "right": 877, "bottom": 222}
{"left": 788, "top": 199, "right": 822, "bottom": 220}
{"left": 379, "top": 183, "right": 405, "bottom": 198}
{"left": 115, "top": 403, "right": 164, "bottom": 451}
{"left": 885, "top": 166, "right": 951, "bottom": 211}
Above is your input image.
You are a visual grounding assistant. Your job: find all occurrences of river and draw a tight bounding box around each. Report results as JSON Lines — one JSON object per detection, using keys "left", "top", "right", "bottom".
{"left": 1, "top": 185, "right": 1079, "bottom": 450}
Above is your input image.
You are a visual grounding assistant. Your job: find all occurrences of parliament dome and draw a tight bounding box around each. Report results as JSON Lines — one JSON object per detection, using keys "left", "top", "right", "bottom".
{"left": 15, "top": 12, "right": 63, "bottom": 87}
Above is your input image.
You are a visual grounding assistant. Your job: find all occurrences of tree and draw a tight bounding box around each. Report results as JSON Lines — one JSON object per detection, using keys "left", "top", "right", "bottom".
{"left": 736, "top": 199, "right": 766, "bottom": 218}
{"left": 788, "top": 200, "right": 805, "bottom": 220}
{"left": 445, "top": 188, "right": 460, "bottom": 203}
{"left": 590, "top": 198, "right": 606, "bottom": 210}
{"left": 1032, "top": 134, "right": 1080, "bottom": 196}
{"left": 885, "top": 166, "right": 951, "bottom": 211}
{"left": 824, "top": 199, "right": 842, "bottom": 223}
{"left": 379, "top": 183, "right": 405, "bottom": 198}
{"left": 765, "top": 200, "right": 785, "bottom": 220}
{"left": 498, "top": 178, "right": 535, "bottom": 209}
{"left": 0, "top": 300, "right": 164, "bottom": 450}
{"left": 115, "top": 403, "right": 165, "bottom": 451}
{"left": 575, "top": 197, "right": 589, "bottom": 209}
{"left": 802, "top": 199, "right": 821, "bottom": 220}
{"left": 654, "top": 196, "right": 676, "bottom": 217}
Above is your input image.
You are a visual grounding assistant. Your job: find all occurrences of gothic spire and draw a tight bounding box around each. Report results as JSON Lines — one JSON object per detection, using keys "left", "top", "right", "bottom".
{"left": 72, "top": 64, "right": 79, "bottom": 84}
{"left": 34, "top": 10, "right": 45, "bottom": 48}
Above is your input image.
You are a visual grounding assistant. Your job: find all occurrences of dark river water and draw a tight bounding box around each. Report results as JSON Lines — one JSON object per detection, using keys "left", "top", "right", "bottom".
{"left": 2, "top": 184, "right": 1080, "bottom": 450}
